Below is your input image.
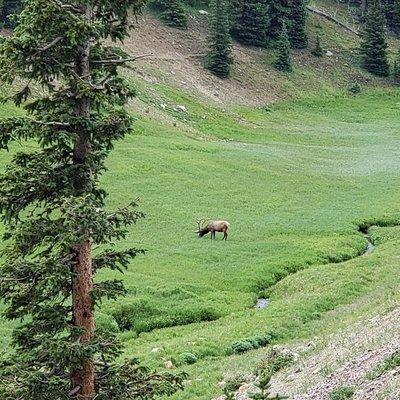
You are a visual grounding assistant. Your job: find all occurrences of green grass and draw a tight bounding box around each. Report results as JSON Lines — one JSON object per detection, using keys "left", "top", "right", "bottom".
{"left": 329, "top": 385, "right": 355, "bottom": 400}
{"left": 1, "top": 89, "right": 400, "bottom": 398}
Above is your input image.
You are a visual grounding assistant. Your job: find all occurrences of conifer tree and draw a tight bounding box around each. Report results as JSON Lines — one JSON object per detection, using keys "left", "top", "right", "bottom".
{"left": 206, "top": 0, "right": 232, "bottom": 78}
{"left": 0, "top": 0, "right": 185, "bottom": 398}
{"left": 267, "top": 0, "right": 290, "bottom": 40}
{"left": 231, "top": 0, "right": 269, "bottom": 47}
{"left": 160, "top": 0, "right": 188, "bottom": 28}
{"left": 361, "top": 0, "right": 390, "bottom": 76}
{"left": 288, "top": 0, "right": 308, "bottom": 49}
{"left": 274, "top": 22, "right": 292, "bottom": 71}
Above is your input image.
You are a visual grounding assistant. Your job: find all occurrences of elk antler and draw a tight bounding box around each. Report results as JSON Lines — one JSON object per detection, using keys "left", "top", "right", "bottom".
{"left": 196, "top": 218, "right": 211, "bottom": 231}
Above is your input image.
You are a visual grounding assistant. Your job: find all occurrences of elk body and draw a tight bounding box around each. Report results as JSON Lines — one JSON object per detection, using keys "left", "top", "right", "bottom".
{"left": 196, "top": 219, "right": 230, "bottom": 240}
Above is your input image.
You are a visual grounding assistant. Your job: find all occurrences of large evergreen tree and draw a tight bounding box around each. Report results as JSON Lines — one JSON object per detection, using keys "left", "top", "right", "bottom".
{"left": 206, "top": 0, "right": 232, "bottom": 78}
{"left": 159, "top": 0, "right": 188, "bottom": 28}
{"left": 231, "top": 0, "right": 269, "bottom": 47}
{"left": 288, "top": 0, "right": 308, "bottom": 49}
{"left": 0, "top": 0, "right": 185, "bottom": 398}
{"left": 267, "top": 0, "right": 290, "bottom": 40}
{"left": 361, "top": 0, "right": 390, "bottom": 76}
{"left": 274, "top": 22, "right": 292, "bottom": 71}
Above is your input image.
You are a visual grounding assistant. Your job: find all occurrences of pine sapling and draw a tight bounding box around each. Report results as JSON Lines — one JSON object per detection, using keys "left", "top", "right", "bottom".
{"left": 360, "top": 0, "right": 390, "bottom": 76}
{"left": 274, "top": 22, "right": 292, "bottom": 72}
{"left": 206, "top": 0, "right": 233, "bottom": 78}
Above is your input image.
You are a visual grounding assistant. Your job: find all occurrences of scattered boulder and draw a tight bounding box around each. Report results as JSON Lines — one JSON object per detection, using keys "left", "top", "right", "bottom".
{"left": 160, "top": 103, "right": 167, "bottom": 110}
{"left": 150, "top": 347, "right": 162, "bottom": 353}
{"left": 326, "top": 50, "right": 333, "bottom": 56}
{"left": 164, "top": 360, "right": 173, "bottom": 369}
{"left": 175, "top": 105, "right": 187, "bottom": 113}
{"left": 199, "top": 10, "right": 209, "bottom": 15}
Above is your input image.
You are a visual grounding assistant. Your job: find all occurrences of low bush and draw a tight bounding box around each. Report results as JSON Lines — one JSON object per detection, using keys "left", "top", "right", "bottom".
{"left": 108, "top": 297, "right": 221, "bottom": 334}
{"left": 227, "top": 332, "right": 276, "bottom": 355}
{"left": 179, "top": 352, "right": 198, "bottom": 365}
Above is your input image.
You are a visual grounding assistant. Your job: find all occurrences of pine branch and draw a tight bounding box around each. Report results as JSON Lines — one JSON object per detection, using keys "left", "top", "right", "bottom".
{"left": 36, "top": 36, "right": 64, "bottom": 53}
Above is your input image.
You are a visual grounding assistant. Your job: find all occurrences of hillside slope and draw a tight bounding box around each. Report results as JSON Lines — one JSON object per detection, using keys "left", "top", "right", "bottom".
{"left": 125, "top": 5, "right": 391, "bottom": 107}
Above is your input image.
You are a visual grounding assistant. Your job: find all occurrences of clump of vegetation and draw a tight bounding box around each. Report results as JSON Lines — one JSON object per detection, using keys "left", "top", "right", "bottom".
{"left": 180, "top": 352, "right": 198, "bottom": 365}
{"left": 228, "top": 332, "right": 276, "bottom": 355}
{"left": 274, "top": 22, "right": 292, "bottom": 72}
{"left": 206, "top": 0, "right": 233, "bottom": 78}
{"left": 329, "top": 386, "right": 355, "bottom": 400}
{"left": 348, "top": 82, "right": 362, "bottom": 94}
{"left": 312, "top": 33, "right": 324, "bottom": 57}
{"left": 360, "top": 0, "right": 389, "bottom": 76}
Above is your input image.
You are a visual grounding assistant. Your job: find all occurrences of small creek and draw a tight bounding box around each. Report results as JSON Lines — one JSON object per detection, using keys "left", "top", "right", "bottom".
{"left": 254, "top": 229, "right": 375, "bottom": 309}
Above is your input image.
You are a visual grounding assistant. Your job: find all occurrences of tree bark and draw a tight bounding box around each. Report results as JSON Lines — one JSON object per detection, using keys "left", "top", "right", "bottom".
{"left": 71, "top": 240, "right": 95, "bottom": 398}
{"left": 70, "top": 3, "right": 95, "bottom": 398}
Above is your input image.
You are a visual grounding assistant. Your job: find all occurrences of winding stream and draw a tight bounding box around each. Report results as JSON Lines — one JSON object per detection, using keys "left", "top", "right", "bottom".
{"left": 254, "top": 229, "right": 376, "bottom": 309}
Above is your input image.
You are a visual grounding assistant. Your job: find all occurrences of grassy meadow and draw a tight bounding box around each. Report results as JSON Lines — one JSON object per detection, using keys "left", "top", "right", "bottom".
{"left": 1, "top": 88, "right": 400, "bottom": 398}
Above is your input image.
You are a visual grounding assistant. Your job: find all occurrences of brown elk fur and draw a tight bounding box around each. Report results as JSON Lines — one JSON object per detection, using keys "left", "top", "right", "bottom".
{"left": 196, "top": 220, "right": 230, "bottom": 240}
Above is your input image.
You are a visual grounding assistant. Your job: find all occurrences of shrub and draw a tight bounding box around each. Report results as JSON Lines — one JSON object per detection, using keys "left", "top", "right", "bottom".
{"left": 228, "top": 332, "right": 276, "bottom": 355}
{"left": 180, "top": 352, "right": 198, "bottom": 365}
{"left": 348, "top": 83, "right": 362, "bottom": 94}
{"left": 312, "top": 33, "right": 324, "bottom": 57}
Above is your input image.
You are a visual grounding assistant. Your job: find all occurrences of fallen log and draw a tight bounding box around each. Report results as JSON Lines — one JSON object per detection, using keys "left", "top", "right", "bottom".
{"left": 307, "top": 5, "right": 361, "bottom": 36}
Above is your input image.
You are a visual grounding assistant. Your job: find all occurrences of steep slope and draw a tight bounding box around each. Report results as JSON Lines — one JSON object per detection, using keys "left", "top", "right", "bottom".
{"left": 124, "top": 6, "right": 391, "bottom": 108}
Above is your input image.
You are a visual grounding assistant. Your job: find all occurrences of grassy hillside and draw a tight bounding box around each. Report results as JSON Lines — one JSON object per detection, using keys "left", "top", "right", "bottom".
{"left": 1, "top": 4, "right": 400, "bottom": 399}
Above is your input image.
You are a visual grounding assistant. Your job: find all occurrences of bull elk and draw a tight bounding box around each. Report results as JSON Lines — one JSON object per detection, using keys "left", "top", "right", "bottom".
{"left": 196, "top": 219, "right": 230, "bottom": 240}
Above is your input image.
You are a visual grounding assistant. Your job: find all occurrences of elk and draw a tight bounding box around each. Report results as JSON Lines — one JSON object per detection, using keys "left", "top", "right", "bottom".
{"left": 196, "top": 219, "right": 230, "bottom": 240}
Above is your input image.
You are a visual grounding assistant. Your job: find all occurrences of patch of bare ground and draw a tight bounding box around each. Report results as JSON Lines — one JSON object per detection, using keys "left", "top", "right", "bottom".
{"left": 123, "top": 12, "right": 376, "bottom": 107}
{"left": 269, "top": 307, "right": 400, "bottom": 400}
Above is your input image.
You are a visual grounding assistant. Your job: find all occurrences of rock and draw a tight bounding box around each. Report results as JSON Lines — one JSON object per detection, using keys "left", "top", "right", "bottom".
{"left": 199, "top": 9, "right": 209, "bottom": 15}
{"left": 150, "top": 347, "right": 162, "bottom": 353}
{"left": 181, "top": 81, "right": 187, "bottom": 85}
{"left": 170, "top": 70, "right": 176, "bottom": 75}
{"left": 307, "top": 341, "right": 317, "bottom": 349}
{"left": 164, "top": 360, "right": 173, "bottom": 369}
{"left": 160, "top": 103, "right": 167, "bottom": 110}
{"left": 214, "top": 92, "right": 219, "bottom": 97}
{"left": 175, "top": 105, "right": 187, "bottom": 113}
{"left": 326, "top": 50, "right": 333, "bottom": 57}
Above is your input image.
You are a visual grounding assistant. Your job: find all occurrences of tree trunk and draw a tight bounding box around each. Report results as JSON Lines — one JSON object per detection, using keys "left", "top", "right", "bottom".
{"left": 71, "top": 240, "right": 95, "bottom": 398}
{"left": 71, "top": 3, "right": 95, "bottom": 398}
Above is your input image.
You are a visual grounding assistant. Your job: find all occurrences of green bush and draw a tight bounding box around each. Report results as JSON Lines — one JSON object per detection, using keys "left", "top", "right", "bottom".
{"left": 348, "top": 83, "right": 362, "bottom": 94}
{"left": 228, "top": 332, "right": 276, "bottom": 355}
{"left": 180, "top": 352, "right": 198, "bottom": 364}
{"left": 109, "top": 297, "right": 221, "bottom": 333}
